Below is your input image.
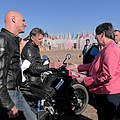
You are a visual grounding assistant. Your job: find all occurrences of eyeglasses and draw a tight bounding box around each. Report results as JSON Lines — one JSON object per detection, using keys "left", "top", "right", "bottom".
{"left": 95, "top": 35, "right": 97, "bottom": 39}
{"left": 95, "top": 33, "right": 103, "bottom": 40}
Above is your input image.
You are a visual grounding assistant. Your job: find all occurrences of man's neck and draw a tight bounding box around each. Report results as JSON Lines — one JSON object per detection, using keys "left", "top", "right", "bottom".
{"left": 87, "top": 43, "right": 90, "bottom": 46}
{"left": 103, "top": 38, "right": 111, "bottom": 47}
{"left": 5, "top": 26, "right": 18, "bottom": 35}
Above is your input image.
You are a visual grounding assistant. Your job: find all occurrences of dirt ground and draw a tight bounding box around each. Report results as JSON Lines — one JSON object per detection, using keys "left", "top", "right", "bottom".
{"left": 41, "top": 49, "right": 98, "bottom": 120}
{"left": 41, "top": 49, "right": 82, "bottom": 64}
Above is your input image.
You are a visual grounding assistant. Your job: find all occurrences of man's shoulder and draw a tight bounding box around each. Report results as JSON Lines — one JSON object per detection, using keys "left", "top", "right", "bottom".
{"left": 84, "top": 45, "right": 87, "bottom": 47}
{"left": 0, "top": 32, "right": 6, "bottom": 39}
{"left": 22, "top": 41, "right": 33, "bottom": 51}
{"left": 88, "top": 44, "right": 92, "bottom": 48}
{"left": 0, "top": 29, "right": 12, "bottom": 41}
{"left": 21, "top": 41, "right": 34, "bottom": 56}
{"left": 0, "top": 32, "right": 8, "bottom": 45}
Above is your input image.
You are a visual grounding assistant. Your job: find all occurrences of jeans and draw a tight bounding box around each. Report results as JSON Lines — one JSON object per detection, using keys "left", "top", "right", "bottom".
{"left": 8, "top": 90, "right": 37, "bottom": 120}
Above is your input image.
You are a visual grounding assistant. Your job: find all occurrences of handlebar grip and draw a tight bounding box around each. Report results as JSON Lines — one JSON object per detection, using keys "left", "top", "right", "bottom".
{"left": 49, "top": 68, "right": 58, "bottom": 72}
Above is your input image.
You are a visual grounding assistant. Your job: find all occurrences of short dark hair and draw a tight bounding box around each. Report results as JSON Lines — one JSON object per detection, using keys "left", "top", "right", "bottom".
{"left": 86, "top": 39, "right": 90, "bottom": 42}
{"left": 114, "top": 30, "right": 120, "bottom": 33}
{"left": 30, "top": 28, "right": 44, "bottom": 38}
{"left": 95, "top": 23, "right": 114, "bottom": 39}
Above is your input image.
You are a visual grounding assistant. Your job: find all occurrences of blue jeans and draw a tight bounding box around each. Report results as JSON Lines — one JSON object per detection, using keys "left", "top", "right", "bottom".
{"left": 8, "top": 90, "right": 37, "bottom": 120}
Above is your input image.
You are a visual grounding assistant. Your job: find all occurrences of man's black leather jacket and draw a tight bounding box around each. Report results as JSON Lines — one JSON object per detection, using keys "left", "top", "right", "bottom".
{"left": 0, "top": 28, "right": 22, "bottom": 110}
{"left": 21, "top": 40, "right": 49, "bottom": 83}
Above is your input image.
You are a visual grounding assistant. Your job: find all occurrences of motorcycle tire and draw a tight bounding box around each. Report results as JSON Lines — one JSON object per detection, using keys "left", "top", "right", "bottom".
{"left": 71, "top": 84, "right": 89, "bottom": 115}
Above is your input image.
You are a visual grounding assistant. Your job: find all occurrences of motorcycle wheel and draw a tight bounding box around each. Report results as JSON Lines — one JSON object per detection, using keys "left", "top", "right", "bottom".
{"left": 71, "top": 84, "right": 89, "bottom": 115}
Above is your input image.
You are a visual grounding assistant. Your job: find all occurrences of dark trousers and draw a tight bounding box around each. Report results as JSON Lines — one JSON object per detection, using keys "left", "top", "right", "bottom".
{"left": 94, "top": 93, "right": 120, "bottom": 120}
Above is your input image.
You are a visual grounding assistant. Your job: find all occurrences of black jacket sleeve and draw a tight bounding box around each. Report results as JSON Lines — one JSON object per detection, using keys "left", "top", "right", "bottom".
{"left": 22, "top": 46, "right": 49, "bottom": 75}
{"left": 0, "top": 36, "right": 14, "bottom": 110}
{"left": 82, "top": 45, "right": 86, "bottom": 55}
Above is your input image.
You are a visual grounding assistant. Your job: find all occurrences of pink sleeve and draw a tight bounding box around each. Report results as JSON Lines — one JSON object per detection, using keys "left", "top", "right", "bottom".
{"left": 84, "top": 45, "right": 120, "bottom": 87}
{"left": 77, "top": 63, "right": 91, "bottom": 72}
{"left": 84, "top": 76, "right": 94, "bottom": 86}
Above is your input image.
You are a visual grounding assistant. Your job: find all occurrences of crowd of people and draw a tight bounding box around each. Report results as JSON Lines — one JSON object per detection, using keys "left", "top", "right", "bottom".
{"left": 0, "top": 10, "right": 120, "bottom": 120}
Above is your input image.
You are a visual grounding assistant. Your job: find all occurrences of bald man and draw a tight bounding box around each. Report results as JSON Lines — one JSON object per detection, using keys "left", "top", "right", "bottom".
{"left": 0, "top": 11, "right": 37, "bottom": 120}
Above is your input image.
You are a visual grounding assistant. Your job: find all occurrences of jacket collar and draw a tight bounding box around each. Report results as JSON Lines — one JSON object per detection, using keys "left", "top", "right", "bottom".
{"left": 1, "top": 28, "right": 22, "bottom": 44}
{"left": 29, "top": 40, "right": 39, "bottom": 48}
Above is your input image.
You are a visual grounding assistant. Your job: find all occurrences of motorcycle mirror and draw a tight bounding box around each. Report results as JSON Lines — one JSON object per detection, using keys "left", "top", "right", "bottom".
{"left": 66, "top": 54, "right": 71, "bottom": 60}
{"left": 42, "top": 55, "right": 49, "bottom": 60}
{"left": 63, "top": 54, "right": 71, "bottom": 64}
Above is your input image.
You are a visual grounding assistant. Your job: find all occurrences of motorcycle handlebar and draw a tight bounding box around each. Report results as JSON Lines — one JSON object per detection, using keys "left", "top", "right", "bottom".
{"left": 49, "top": 64, "right": 67, "bottom": 72}
{"left": 58, "top": 64, "right": 67, "bottom": 70}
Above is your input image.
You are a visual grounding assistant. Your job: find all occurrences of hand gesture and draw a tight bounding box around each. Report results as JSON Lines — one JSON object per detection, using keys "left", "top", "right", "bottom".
{"left": 49, "top": 60, "right": 61, "bottom": 68}
{"left": 8, "top": 106, "right": 18, "bottom": 118}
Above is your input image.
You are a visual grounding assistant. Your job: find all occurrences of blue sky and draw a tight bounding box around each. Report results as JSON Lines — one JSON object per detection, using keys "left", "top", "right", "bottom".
{"left": 0, "top": 0, "right": 120, "bottom": 37}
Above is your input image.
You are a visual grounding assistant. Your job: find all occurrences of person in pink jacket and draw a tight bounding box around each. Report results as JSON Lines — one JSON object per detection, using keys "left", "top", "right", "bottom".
{"left": 66, "top": 23, "right": 120, "bottom": 120}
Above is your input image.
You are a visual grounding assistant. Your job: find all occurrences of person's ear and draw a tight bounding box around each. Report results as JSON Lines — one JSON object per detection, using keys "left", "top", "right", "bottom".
{"left": 31, "top": 35, "right": 36, "bottom": 42}
{"left": 11, "top": 16, "right": 15, "bottom": 23}
{"left": 31, "top": 36, "right": 34, "bottom": 41}
{"left": 101, "top": 32, "right": 105, "bottom": 38}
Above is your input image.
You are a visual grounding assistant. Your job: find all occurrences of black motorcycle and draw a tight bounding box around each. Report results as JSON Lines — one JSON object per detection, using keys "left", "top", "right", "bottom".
{"left": 21, "top": 54, "right": 89, "bottom": 120}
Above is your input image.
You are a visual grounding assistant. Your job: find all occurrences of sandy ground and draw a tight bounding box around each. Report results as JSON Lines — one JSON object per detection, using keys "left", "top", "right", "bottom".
{"left": 41, "top": 49, "right": 98, "bottom": 120}
{"left": 41, "top": 49, "right": 82, "bottom": 64}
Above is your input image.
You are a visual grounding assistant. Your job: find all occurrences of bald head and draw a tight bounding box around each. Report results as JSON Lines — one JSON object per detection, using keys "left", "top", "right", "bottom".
{"left": 5, "top": 11, "right": 27, "bottom": 35}
{"left": 5, "top": 11, "right": 21, "bottom": 23}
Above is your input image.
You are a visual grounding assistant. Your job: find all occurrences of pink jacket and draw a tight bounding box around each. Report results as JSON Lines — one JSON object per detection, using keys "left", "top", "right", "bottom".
{"left": 77, "top": 40, "right": 120, "bottom": 94}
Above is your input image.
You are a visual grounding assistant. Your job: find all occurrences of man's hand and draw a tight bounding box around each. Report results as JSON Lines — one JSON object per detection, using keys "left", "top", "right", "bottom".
{"left": 54, "top": 60, "right": 61, "bottom": 68}
{"left": 8, "top": 106, "right": 18, "bottom": 118}
{"left": 49, "top": 60, "right": 61, "bottom": 68}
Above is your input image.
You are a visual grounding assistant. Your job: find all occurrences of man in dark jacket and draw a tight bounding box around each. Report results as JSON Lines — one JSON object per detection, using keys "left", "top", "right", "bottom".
{"left": 83, "top": 43, "right": 99, "bottom": 64}
{"left": 21, "top": 28, "right": 49, "bottom": 84}
{"left": 0, "top": 11, "right": 37, "bottom": 120}
{"left": 82, "top": 39, "right": 92, "bottom": 64}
